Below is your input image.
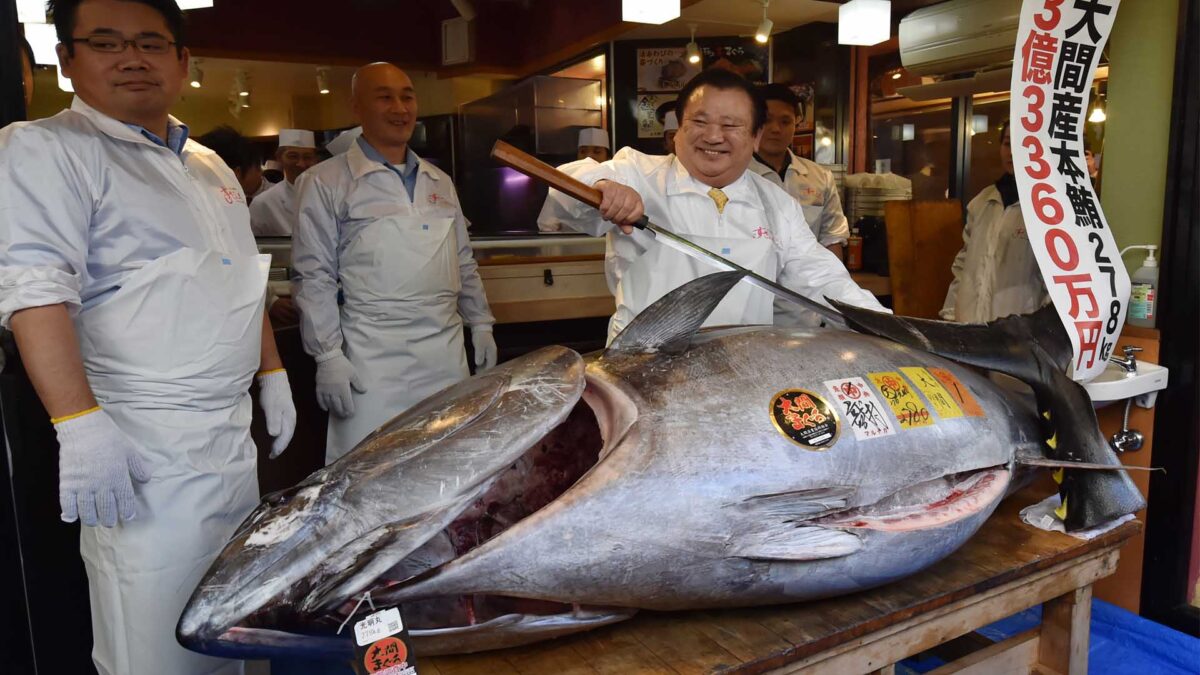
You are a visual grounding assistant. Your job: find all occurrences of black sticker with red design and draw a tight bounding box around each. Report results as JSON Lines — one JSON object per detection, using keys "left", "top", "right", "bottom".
{"left": 770, "top": 389, "right": 840, "bottom": 449}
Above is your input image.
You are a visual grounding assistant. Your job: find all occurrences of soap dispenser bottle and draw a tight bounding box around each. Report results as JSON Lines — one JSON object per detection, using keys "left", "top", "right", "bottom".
{"left": 1122, "top": 245, "right": 1159, "bottom": 328}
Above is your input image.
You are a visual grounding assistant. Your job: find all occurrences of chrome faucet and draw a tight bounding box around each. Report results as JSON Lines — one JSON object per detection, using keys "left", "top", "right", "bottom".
{"left": 1109, "top": 345, "right": 1142, "bottom": 373}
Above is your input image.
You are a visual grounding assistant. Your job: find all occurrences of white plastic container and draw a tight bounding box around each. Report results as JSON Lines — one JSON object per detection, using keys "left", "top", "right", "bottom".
{"left": 1122, "top": 245, "right": 1159, "bottom": 328}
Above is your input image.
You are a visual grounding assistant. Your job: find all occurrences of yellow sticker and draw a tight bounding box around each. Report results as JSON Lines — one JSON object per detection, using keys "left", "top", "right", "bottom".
{"left": 867, "top": 372, "right": 933, "bottom": 429}
{"left": 928, "top": 367, "right": 986, "bottom": 417}
{"left": 900, "top": 367, "right": 964, "bottom": 420}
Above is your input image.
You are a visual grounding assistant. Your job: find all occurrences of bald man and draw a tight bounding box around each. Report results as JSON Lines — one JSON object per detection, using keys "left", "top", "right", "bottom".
{"left": 292, "top": 63, "right": 496, "bottom": 463}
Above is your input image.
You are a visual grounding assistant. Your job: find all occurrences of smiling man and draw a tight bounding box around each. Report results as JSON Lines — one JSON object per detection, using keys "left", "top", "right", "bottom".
{"left": 0, "top": 1, "right": 295, "bottom": 673}
{"left": 292, "top": 62, "right": 496, "bottom": 464}
{"left": 543, "top": 69, "right": 885, "bottom": 341}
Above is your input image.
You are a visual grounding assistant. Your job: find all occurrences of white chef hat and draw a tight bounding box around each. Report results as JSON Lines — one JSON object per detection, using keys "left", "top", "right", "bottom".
{"left": 578, "top": 127, "right": 609, "bottom": 149}
{"left": 663, "top": 111, "right": 679, "bottom": 132}
{"left": 325, "top": 126, "right": 363, "bottom": 155}
{"left": 278, "top": 128, "right": 316, "bottom": 149}
{"left": 264, "top": 159, "right": 283, "bottom": 171}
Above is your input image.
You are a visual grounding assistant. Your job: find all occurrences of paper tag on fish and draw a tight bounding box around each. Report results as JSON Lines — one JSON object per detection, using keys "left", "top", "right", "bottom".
{"left": 900, "top": 367, "right": 964, "bottom": 420}
{"left": 353, "top": 606, "right": 419, "bottom": 675}
{"left": 867, "top": 372, "right": 933, "bottom": 430}
{"left": 926, "top": 367, "right": 986, "bottom": 417}
{"left": 355, "top": 608, "right": 404, "bottom": 647}
{"left": 823, "top": 377, "right": 896, "bottom": 440}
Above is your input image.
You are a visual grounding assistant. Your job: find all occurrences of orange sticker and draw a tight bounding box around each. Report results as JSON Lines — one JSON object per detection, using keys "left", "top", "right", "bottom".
{"left": 363, "top": 636, "right": 409, "bottom": 673}
{"left": 868, "top": 372, "right": 933, "bottom": 429}
{"left": 927, "top": 367, "right": 986, "bottom": 417}
{"left": 901, "top": 367, "right": 964, "bottom": 419}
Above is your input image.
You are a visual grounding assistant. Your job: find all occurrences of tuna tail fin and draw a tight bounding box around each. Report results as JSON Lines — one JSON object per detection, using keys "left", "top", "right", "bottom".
{"left": 829, "top": 301, "right": 1145, "bottom": 531}
{"left": 607, "top": 271, "right": 747, "bottom": 355}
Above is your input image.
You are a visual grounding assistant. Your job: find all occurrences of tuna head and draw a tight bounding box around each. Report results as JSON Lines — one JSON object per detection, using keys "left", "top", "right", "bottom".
{"left": 177, "top": 345, "right": 594, "bottom": 655}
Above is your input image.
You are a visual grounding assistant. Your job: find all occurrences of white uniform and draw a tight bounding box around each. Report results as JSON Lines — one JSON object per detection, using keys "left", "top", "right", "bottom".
{"left": 940, "top": 183, "right": 1049, "bottom": 323}
{"left": 0, "top": 98, "right": 264, "bottom": 675}
{"left": 543, "top": 148, "right": 885, "bottom": 342}
{"left": 292, "top": 140, "right": 495, "bottom": 462}
{"left": 749, "top": 150, "right": 850, "bottom": 248}
{"left": 248, "top": 178, "right": 297, "bottom": 236}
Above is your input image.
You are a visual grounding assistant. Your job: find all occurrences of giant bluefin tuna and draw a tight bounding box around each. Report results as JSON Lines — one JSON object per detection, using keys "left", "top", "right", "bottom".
{"left": 177, "top": 272, "right": 1144, "bottom": 659}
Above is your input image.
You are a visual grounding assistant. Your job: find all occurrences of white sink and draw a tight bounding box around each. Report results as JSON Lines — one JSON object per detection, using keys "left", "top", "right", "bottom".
{"left": 1085, "top": 359, "right": 1169, "bottom": 408}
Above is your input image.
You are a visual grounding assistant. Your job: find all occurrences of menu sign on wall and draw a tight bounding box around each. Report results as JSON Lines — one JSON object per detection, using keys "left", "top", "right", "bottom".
{"left": 1010, "top": 0, "right": 1126, "bottom": 382}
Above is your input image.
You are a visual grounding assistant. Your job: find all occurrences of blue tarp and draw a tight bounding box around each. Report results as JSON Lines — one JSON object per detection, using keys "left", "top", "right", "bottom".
{"left": 899, "top": 599, "right": 1200, "bottom": 674}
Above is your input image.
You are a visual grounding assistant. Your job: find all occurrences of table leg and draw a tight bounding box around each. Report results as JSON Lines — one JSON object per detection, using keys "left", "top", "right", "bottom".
{"left": 1036, "top": 585, "right": 1092, "bottom": 675}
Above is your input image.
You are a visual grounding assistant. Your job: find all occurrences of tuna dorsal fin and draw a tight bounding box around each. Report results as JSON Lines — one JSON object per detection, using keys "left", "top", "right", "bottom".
{"left": 828, "top": 301, "right": 1146, "bottom": 531}
{"left": 607, "top": 271, "right": 747, "bottom": 355}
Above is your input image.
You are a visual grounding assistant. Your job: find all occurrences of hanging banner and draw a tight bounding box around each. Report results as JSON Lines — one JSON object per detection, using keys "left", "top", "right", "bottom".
{"left": 1010, "top": 0, "right": 1127, "bottom": 382}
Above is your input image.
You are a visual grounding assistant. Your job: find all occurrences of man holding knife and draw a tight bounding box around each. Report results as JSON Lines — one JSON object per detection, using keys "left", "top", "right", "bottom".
{"left": 542, "top": 69, "right": 885, "bottom": 341}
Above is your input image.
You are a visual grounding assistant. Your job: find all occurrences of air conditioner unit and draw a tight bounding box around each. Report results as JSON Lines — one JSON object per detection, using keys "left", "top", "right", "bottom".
{"left": 442, "top": 16, "right": 473, "bottom": 66}
{"left": 899, "top": 0, "right": 1022, "bottom": 76}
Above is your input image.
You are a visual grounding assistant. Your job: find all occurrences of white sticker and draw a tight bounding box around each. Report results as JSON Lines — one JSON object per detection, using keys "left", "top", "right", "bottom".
{"left": 354, "top": 607, "right": 403, "bottom": 647}
{"left": 824, "top": 377, "right": 897, "bottom": 440}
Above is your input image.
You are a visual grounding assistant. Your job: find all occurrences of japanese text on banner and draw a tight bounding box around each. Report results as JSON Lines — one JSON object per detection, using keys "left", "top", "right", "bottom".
{"left": 1010, "top": 0, "right": 1128, "bottom": 382}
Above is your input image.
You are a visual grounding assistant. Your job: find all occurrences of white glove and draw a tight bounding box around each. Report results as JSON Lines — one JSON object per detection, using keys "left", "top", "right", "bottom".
{"left": 53, "top": 407, "right": 151, "bottom": 528}
{"left": 256, "top": 369, "right": 296, "bottom": 459}
{"left": 315, "top": 351, "right": 366, "bottom": 418}
{"left": 472, "top": 327, "right": 498, "bottom": 371}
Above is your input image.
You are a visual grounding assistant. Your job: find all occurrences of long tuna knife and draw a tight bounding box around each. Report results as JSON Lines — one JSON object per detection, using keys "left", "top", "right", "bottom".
{"left": 490, "top": 140, "right": 847, "bottom": 327}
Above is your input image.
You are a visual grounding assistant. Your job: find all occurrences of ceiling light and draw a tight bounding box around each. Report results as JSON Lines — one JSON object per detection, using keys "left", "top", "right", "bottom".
{"left": 189, "top": 61, "right": 203, "bottom": 88}
{"left": 17, "top": 0, "right": 46, "bottom": 23}
{"left": 891, "top": 72, "right": 902, "bottom": 80}
{"left": 839, "top": 0, "right": 891, "bottom": 46}
{"left": 176, "top": 1, "right": 215, "bottom": 9}
{"left": 234, "top": 70, "right": 249, "bottom": 97}
{"left": 622, "top": 0, "right": 679, "bottom": 25}
{"left": 317, "top": 67, "right": 331, "bottom": 95}
{"left": 24, "top": 22, "right": 58, "bottom": 65}
{"left": 686, "top": 24, "right": 701, "bottom": 64}
{"left": 1088, "top": 104, "right": 1106, "bottom": 123}
{"left": 755, "top": 1, "right": 773, "bottom": 44}
{"left": 241, "top": 93, "right": 251, "bottom": 109}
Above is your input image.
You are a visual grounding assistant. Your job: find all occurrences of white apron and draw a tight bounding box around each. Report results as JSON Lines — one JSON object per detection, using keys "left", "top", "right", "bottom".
{"left": 75, "top": 247, "right": 269, "bottom": 675}
{"left": 610, "top": 232, "right": 776, "bottom": 343}
{"left": 327, "top": 214, "right": 468, "bottom": 462}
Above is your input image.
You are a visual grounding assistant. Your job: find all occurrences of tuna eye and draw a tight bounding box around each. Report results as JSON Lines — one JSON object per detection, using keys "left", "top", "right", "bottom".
{"left": 263, "top": 488, "right": 296, "bottom": 507}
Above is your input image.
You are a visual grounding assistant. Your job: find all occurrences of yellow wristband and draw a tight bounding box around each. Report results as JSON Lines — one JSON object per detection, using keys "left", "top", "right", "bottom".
{"left": 257, "top": 368, "right": 286, "bottom": 377}
{"left": 50, "top": 405, "right": 101, "bottom": 425}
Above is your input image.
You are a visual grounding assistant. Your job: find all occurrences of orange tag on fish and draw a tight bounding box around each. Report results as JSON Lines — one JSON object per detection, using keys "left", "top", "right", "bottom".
{"left": 868, "top": 372, "right": 933, "bottom": 429}
{"left": 926, "top": 367, "right": 986, "bottom": 417}
{"left": 900, "top": 367, "right": 964, "bottom": 420}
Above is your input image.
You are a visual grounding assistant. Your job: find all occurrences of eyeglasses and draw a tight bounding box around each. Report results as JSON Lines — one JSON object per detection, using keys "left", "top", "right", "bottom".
{"left": 71, "top": 35, "right": 176, "bottom": 55}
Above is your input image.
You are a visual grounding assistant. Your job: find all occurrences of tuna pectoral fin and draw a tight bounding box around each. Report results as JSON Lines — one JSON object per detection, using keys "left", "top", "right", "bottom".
{"left": 728, "top": 525, "right": 862, "bottom": 561}
{"left": 731, "top": 486, "right": 856, "bottom": 520}
{"left": 829, "top": 301, "right": 1145, "bottom": 531}
{"left": 608, "top": 271, "right": 747, "bottom": 355}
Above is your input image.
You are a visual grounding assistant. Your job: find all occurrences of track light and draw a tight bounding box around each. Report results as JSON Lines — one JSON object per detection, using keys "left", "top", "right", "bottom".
{"left": 755, "top": 1, "right": 772, "bottom": 44}
{"left": 1088, "top": 102, "right": 1106, "bottom": 123}
{"left": 189, "top": 61, "right": 203, "bottom": 89}
{"left": 234, "top": 70, "right": 249, "bottom": 97}
{"left": 686, "top": 24, "right": 701, "bottom": 64}
{"left": 241, "top": 92, "right": 251, "bottom": 109}
{"left": 317, "top": 67, "right": 331, "bottom": 95}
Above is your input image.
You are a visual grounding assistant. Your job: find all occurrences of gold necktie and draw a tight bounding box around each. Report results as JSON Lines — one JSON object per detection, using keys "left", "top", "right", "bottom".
{"left": 708, "top": 187, "right": 729, "bottom": 214}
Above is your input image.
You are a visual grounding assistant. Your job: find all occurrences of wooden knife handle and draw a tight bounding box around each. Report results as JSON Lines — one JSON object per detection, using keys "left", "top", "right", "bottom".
{"left": 490, "top": 140, "right": 603, "bottom": 209}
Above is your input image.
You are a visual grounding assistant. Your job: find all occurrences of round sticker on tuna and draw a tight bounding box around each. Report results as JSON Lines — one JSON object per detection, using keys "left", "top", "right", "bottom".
{"left": 769, "top": 389, "right": 840, "bottom": 449}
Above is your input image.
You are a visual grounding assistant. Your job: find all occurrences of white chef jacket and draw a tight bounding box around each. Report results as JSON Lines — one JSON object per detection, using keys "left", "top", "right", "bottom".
{"left": 749, "top": 150, "right": 850, "bottom": 248}
{"left": 543, "top": 148, "right": 885, "bottom": 337}
{"left": 940, "top": 183, "right": 1049, "bottom": 323}
{"left": 0, "top": 97, "right": 259, "bottom": 323}
{"left": 249, "top": 177, "right": 297, "bottom": 236}
{"left": 291, "top": 139, "right": 494, "bottom": 360}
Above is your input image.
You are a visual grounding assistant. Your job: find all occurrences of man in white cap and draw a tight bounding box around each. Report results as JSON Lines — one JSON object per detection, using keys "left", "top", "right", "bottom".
{"left": 662, "top": 110, "right": 679, "bottom": 154}
{"left": 249, "top": 128, "right": 318, "bottom": 236}
{"left": 577, "top": 127, "right": 609, "bottom": 163}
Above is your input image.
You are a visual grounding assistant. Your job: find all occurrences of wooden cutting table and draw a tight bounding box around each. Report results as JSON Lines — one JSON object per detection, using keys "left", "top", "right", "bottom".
{"left": 420, "top": 482, "right": 1139, "bottom": 675}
